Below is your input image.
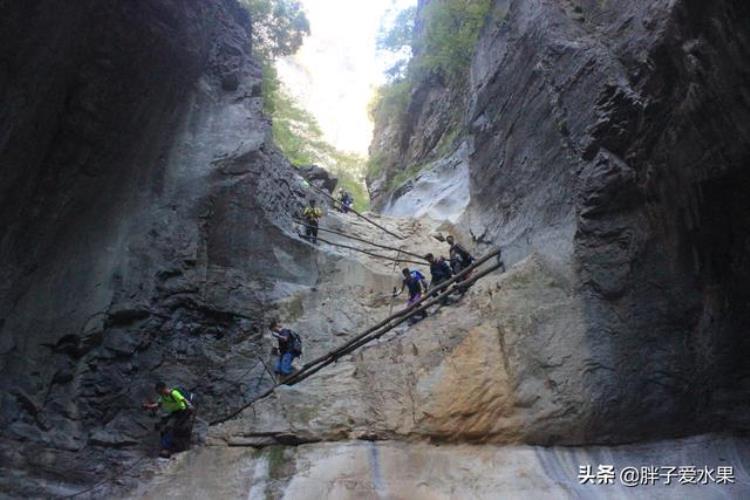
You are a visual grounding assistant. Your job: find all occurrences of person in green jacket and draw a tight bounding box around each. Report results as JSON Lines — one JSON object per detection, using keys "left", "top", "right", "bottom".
{"left": 143, "top": 382, "right": 194, "bottom": 457}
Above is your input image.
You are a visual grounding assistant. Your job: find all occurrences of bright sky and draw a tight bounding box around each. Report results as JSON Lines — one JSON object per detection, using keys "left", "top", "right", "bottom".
{"left": 276, "top": 0, "right": 416, "bottom": 155}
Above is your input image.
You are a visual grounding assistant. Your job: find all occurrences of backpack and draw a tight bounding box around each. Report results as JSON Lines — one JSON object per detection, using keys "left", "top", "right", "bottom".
{"left": 454, "top": 245, "right": 473, "bottom": 266}
{"left": 288, "top": 330, "right": 303, "bottom": 356}
{"left": 463, "top": 252, "right": 474, "bottom": 266}
{"left": 411, "top": 270, "right": 425, "bottom": 282}
{"left": 438, "top": 259, "right": 453, "bottom": 278}
{"left": 172, "top": 387, "right": 195, "bottom": 407}
{"left": 304, "top": 207, "right": 321, "bottom": 220}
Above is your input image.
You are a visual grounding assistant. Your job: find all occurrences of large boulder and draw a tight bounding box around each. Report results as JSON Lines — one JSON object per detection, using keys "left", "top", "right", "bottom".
{"left": 298, "top": 164, "right": 339, "bottom": 194}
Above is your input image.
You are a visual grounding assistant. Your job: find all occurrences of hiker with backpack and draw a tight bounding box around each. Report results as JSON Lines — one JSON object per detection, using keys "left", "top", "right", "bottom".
{"left": 270, "top": 320, "right": 302, "bottom": 378}
{"left": 446, "top": 235, "right": 474, "bottom": 275}
{"left": 425, "top": 253, "right": 453, "bottom": 304}
{"left": 393, "top": 267, "right": 429, "bottom": 321}
{"left": 302, "top": 199, "right": 323, "bottom": 244}
{"left": 142, "top": 381, "right": 195, "bottom": 457}
{"left": 339, "top": 190, "right": 353, "bottom": 213}
{"left": 446, "top": 235, "right": 475, "bottom": 293}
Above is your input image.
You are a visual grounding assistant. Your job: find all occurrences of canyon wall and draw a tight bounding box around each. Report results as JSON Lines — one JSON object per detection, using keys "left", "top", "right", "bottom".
{"left": 0, "top": 0, "right": 319, "bottom": 495}
{"left": 1, "top": 0, "right": 750, "bottom": 496}
{"left": 369, "top": 0, "right": 750, "bottom": 443}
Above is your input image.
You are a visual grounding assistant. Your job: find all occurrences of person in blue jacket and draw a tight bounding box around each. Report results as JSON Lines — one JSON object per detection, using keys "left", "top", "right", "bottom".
{"left": 394, "top": 267, "right": 429, "bottom": 320}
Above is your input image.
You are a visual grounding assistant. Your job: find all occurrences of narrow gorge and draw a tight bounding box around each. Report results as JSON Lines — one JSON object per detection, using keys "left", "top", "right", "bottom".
{"left": 1, "top": 0, "right": 749, "bottom": 498}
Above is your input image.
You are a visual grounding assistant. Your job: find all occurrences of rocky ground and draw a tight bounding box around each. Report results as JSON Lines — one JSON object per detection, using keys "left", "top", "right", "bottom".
{"left": 132, "top": 435, "right": 750, "bottom": 499}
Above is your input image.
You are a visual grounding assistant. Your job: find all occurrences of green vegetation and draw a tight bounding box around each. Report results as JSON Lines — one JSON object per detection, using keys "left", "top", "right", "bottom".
{"left": 366, "top": 152, "right": 386, "bottom": 179}
{"left": 262, "top": 70, "right": 369, "bottom": 210}
{"left": 264, "top": 72, "right": 370, "bottom": 211}
{"left": 329, "top": 154, "right": 370, "bottom": 213}
{"left": 266, "top": 445, "right": 286, "bottom": 479}
{"left": 389, "top": 162, "right": 425, "bottom": 191}
{"left": 377, "top": 6, "right": 417, "bottom": 53}
{"left": 369, "top": 78, "right": 412, "bottom": 125}
{"left": 370, "top": 0, "right": 492, "bottom": 144}
{"left": 240, "top": 0, "right": 310, "bottom": 61}
{"left": 245, "top": 0, "right": 369, "bottom": 211}
{"left": 368, "top": 1, "right": 492, "bottom": 193}
{"left": 376, "top": 0, "right": 492, "bottom": 83}
{"left": 370, "top": 5, "right": 416, "bottom": 124}
{"left": 377, "top": 6, "right": 417, "bottom": 81}
{"left": 416, "top": 0, "right": 492, "bottom": 82}
{"left": 435, "top": 125, "right": 461, "bottom": 156}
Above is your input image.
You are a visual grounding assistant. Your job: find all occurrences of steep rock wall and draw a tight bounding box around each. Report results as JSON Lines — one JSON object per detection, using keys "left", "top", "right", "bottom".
{"left": 367, "top": 0, "right": 467, "bottom": 210}
{"left": 466, "top": 0, "right": 750, "bottom": 442}
{"left": 0, "top": 0, "right": 317, "bottom": 495}
{"left": 369, "top": 0, "right": 750, "bottom": 443}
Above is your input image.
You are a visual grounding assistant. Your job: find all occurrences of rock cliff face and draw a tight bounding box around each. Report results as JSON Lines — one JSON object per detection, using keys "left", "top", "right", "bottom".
{"left": 367, "top": 72, "right": 464, "bottom": 210}
{"left": 0, "top": 0, "right": 322, "bottom": 495}
{"left": 2, "top": 0, "right": 750, "bottom": 497}
{"left": 370, "top": 0, "right": 750, "bottom": 443}
{"left": 366, "top": 0, "right": 466, "bottom": 211}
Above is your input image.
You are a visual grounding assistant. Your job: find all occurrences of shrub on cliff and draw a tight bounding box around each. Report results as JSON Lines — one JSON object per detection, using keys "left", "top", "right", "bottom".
{"left": 416, "top": 0, "right": 492, "bottom": 82}
{"left": 241, "top": 0, "right": 310, "bottom": 61}
{"left": 370, "top": 0, "right": 491, "bottom": 126}
{"left": 369, "top": 78, "right": 412, "bottom": 126}
{"left": 377, "top": 5, "right": 417, "bottom": 82}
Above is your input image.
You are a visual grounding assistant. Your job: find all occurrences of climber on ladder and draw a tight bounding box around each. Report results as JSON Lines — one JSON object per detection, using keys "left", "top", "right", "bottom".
{"left": 338, "top": 189, "right": 353, "bottom": 214}
{"left": 425, "top": 253, "right": 453, "bottom": 304}
{"left": 270, "top": 320, "right": 302, "bottom": 379}
{"left": 446, "top": 235, "right": 474, "bottom": 293}
{"left": 302, "top": 199, "right": 323, "bottom": 244}
{"left": 142, "top": 382, "right": 195, "bottom": 458}
{"left": 393, "top": 267, "right": 429, "bottom": 323}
